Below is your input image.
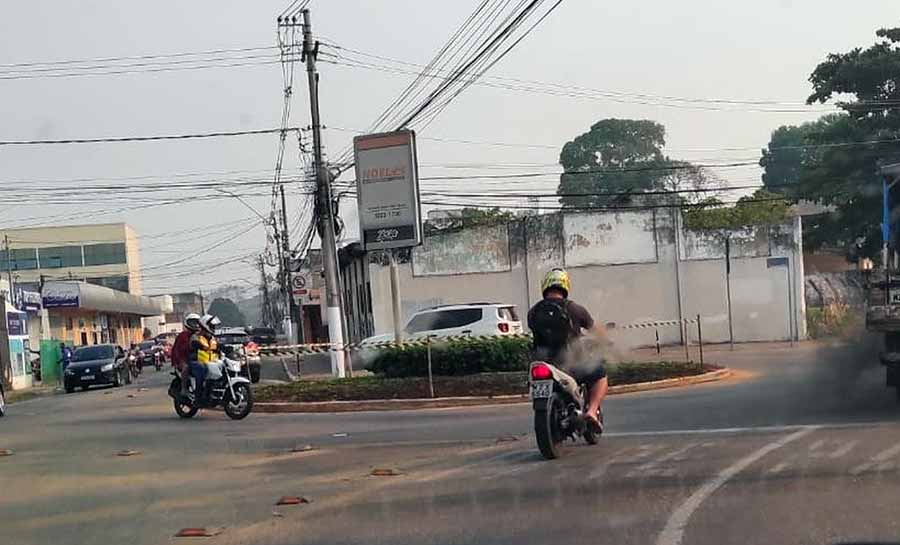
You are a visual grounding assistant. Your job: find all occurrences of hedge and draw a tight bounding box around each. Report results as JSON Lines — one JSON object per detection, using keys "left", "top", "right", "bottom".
{"left": 364, "top": 336, "right": 532, "bottom": 378}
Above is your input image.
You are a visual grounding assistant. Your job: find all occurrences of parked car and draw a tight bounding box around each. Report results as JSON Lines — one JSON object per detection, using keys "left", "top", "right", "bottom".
{"left": 249, "top": 326, "right": 277, "bottom": 346}
{"left": 216, "top": 327, "right": 261, "bottom": 383}
{"left": 64, "top": 344, "right": 130, "bottom": 393}
{"left": 361, "top": 303, "right": 523, "bottom": 345}
{"left": 0, "top": 380, "right": 5, "bottom": 417}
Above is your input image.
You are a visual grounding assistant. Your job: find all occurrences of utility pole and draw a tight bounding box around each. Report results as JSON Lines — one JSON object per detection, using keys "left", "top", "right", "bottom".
{"left": 198, "top": 289, "right": 205, "bottom": 315}
{"left": 280, "top": 184, "right": 301, "bottom": 343}
{"left": 258, "top": 255, "right": 272, "bottom": 328}
{"left": 302, "top": 8, "right": 345, "bottom": 377}
{"left": 3, "top": 235, "right": 13, "bottom": 306}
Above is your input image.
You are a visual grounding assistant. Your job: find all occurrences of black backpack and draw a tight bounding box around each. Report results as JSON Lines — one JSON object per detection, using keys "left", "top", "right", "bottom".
{"left": 530, "top": 298, "right": 575, "bottom": 355}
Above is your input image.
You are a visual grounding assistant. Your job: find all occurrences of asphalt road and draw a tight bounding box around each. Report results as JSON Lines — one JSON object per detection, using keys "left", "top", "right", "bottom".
{"left": 3, "top": 337, "right": 900, "bottom": 545}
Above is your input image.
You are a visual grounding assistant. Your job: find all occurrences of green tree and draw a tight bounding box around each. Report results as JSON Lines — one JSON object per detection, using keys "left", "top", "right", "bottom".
{"left": 207, "top": 298, "right": 247, "bottom": 328}
{"left": 764, "top": 26, "right": 900, "bottom": 256}
{"left": 424, "top": 207, "right": 516, "bottom": 234}
{"left": 682, "top": 189, "right": 791, "bottom": 232}
{"left": 758, "top": 115, "right": 844, "bottom": 192}
{"left": 557, "top": 119, "right": 715, "bottom": 208}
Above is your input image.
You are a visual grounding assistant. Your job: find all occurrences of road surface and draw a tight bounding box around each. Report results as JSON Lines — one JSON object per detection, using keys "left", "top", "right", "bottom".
{"left": 3, "top": 338, "right": 900, "bottom": 545}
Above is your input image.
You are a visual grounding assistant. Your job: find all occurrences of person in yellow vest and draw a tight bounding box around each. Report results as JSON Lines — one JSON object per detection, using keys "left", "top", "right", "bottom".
{"left": 187, "top": 314, "right": 221, "bottom": 402}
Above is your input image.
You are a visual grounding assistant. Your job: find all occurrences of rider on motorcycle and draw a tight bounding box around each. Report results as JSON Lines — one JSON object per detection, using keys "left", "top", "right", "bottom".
{"left": 173, "top": 313, "right": 201, "bottom": 399}
{"left": 188, "top": 314, "right": 221, "bottom": 402}
{"left": 527, "top": 268, "right": 609, "bottom": 432}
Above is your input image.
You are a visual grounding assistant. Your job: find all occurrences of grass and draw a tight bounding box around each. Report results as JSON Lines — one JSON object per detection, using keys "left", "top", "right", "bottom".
{"left": 255, "top": 361, "right": 711, "bottom": 403}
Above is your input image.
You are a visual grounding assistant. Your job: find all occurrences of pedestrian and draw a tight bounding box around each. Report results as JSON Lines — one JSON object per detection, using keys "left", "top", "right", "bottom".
{"left": 59, "top": 342, "right": 73, "bottom": 372}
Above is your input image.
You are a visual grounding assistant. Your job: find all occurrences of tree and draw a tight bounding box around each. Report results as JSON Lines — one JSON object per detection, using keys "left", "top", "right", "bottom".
{"left": 557, "top": 118, "right": 716, "bottom": 208}
{"left": 207, "top": 298, "right": 247, "bottom": 328}
{"left": 761, "top": 26, "right": 900, "bottom": 257}
{"left": 682, "top": 189, "right": 791, "bottom": 232}
{"left": 758, "top": 115, "right": 844, "bottom": 192}
{"left": 423, "top": 207, "right": 516, "bottom": 234}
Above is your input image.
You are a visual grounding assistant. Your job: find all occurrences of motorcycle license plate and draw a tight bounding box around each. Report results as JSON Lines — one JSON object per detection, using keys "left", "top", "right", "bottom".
{"left": 81, "top": 375, "right": 95, "bottom": 381}
{"left": 531, "top": 380, "right": 553, "bottom": 399}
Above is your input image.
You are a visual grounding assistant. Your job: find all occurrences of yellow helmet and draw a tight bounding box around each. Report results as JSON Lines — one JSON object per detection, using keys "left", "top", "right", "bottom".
{"left": 541, "top": 268, "right": 571, "bottom": 298}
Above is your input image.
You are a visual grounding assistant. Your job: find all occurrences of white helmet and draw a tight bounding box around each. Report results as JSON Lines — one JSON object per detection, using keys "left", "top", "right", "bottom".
{"left": 200, "top": 314, "right": 221, "bottom": 334}
{"left": 183, "top": 313, "right": 202, "bottom": 332}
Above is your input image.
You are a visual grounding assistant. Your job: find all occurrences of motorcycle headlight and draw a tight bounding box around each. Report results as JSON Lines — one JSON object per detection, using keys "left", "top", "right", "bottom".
{"left": 101, "top": 363, "right": 114, "bottom": 372}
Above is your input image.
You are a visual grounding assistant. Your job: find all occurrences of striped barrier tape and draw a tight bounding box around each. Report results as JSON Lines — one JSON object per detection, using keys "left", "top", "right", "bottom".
{"left": 258, "top": 333, "right": 533, "bottom": 356}
{"left": 618, "top": 317, "right": 699, "bottom": 330}
{"left": 257, "top": 316, "right": 703, "bottom": 357}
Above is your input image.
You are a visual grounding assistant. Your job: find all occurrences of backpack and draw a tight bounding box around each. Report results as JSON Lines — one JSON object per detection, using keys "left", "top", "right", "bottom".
{"left": 530, "top": 298, "right": 575, "bottom": 355}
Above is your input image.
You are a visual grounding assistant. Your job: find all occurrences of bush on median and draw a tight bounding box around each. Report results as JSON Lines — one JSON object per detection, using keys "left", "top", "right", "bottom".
{"left": 363, "top": 335, "right": 532, "bottom": 378}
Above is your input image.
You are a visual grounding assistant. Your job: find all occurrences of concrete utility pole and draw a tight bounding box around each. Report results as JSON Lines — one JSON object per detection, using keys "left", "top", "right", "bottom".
{"left": 280, "top": 184, "right": 300, "bottom": 343}
{"left": 302, "top": 8, "right": 345, "bottom": 377}
{"left": 4, "top": 236, "right": 13, "bottom": 306}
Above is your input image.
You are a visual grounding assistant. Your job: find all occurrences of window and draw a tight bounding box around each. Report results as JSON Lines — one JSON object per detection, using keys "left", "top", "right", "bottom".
{"left": 80, "top": 332, "right": 88, "bottom": 345}
{"left": 0, "top": 248, "right": 38, "bottom": 271}
{"left": 405, "top": 308, "right": 483, "bottom": 333}
{"left": 38, "top": 245, "right": 84, "bottom": 269}
{"left": 72, "top": 345, "right": 114, "bottom": 361}
{"left": 497, "top": 306, "right": 519, "bottom": 321}
{"left": 86, "top": 276, "right": 129, "bottom": 293}
{"left": 83, "top": 243, "right": 127, "bottom": 266}
{"left": 66, "top": 318, "right": 74, "bottom": 330}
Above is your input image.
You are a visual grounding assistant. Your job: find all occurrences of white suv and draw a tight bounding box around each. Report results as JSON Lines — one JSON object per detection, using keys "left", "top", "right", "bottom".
{"left": 363, "top": 303, "right": 523, "bottom": 345}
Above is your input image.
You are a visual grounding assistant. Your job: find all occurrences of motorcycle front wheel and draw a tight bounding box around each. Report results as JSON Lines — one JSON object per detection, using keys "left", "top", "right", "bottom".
{"left": 224, "top": 382, "right": 253, "bottom": 420}
{"left": 535, "top": 392, "right": 565, "bottom": 460}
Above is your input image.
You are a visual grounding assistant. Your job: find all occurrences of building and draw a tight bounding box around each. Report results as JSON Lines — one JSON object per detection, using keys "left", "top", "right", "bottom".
{"left": 356, "top": 209, "right": 807, "bottom": 347}
{"left": 42, "top": 281, "right": 163, "bottom": 347}
{"left": 0, "top": 223, "right": 143, "bottom": 295}
{"left": 161, "top": 292, "right": 205, "bottom": 334}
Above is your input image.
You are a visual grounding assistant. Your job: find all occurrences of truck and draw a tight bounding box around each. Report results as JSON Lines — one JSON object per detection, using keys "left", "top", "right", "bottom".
{"left": 865, "top": 162, "right": 900, "bottom": 399}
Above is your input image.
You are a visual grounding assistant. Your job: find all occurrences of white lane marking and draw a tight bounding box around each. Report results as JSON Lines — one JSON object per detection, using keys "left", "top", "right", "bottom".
{"left": 606, "top": 421, "right": 889, "bottom": 439}
{"left": 628, "top": 443, "right": 699, "bottom": 477}
{"left": 850, "top": 441, "right": 900, "bottom": 476}
{"left": 828, "top": 440, "right": 858, "bottom": 460}
{"left": 655, "top": 426, "right": 817, "bottom": 545}
{"left": 587, "top": 447, "right": 632, "bottom": 481}
{"left": 766, "top": 462, "right": 789, "bottom": 475}
{"left": 809, "top": 439, "right": 825, "bottom": 451}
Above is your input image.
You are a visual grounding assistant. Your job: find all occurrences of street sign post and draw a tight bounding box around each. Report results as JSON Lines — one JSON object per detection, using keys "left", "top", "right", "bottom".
{"left": 353, "top": 130, "right": 422, "bottom": 251}
{"left": 354, "top": 129, "right": 422, "bottom": 343}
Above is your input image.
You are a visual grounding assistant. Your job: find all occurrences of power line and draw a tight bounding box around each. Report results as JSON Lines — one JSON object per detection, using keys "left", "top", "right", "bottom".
{"left": 0, "top": 45, "right": 277, "bottom": 69}
{"left": 0, "top": 127, "right": 299, "bottom": 146}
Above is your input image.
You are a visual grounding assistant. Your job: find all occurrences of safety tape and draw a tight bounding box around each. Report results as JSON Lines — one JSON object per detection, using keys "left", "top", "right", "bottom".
{"left": 258, "top": 316, "right": 704, "bottom": 356}
{"left": 258, "top": 333, "right": 533, "bottom": 356}
{"left": 619, "top": 317, "right": 699, "bottom": 330}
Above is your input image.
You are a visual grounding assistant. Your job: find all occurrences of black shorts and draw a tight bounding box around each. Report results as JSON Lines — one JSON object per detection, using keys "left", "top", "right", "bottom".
{"left": 567, "top": 362, "right": 607, "bottom": 386}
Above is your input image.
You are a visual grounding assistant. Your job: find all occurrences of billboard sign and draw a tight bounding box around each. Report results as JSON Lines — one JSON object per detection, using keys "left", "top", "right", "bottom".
{"left": 353, "top": 130, "right": 422, "bottom": 250}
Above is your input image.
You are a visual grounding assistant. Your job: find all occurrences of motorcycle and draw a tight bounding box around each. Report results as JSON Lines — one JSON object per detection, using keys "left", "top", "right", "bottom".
{"left": 128, "top": 351, "right": 142, "bottom": 379}
{"left": 167, "top": 356, "right": 253, "bottom": 420}
{"left": 152, "top": 349, "right": 163, "bottom": 372}
{"left": 530, "top": 361, "right": 602, "bottom": 459}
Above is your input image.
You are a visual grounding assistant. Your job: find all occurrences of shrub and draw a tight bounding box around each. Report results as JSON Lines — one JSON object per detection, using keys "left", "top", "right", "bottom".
{"left": 364, "top": 336, "right": 532, "bottom": 378}
{"left": 807, "top": 302, "right": 857, "bottom": 339}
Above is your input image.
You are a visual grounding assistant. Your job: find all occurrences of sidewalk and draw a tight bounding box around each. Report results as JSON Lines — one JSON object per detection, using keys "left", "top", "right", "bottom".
{"left": 7, "top": 382, "right": 61, "bottom": 404}
{"left": 627, "top": 339, "right": 818, "bottom": 366}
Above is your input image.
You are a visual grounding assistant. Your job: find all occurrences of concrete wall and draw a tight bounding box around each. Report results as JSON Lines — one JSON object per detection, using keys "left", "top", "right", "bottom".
{"left": 368, "top": 211, "right": 806, "bottom": 347}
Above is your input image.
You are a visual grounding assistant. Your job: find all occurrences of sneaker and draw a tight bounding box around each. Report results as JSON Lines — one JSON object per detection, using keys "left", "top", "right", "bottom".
{"left": 584, "top": 410, "right": 604, "bottom": 434}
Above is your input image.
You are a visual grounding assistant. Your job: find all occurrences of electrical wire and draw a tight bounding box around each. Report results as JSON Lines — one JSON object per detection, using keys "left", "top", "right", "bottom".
{"left": 0, "top": 127, "right": 299, "bottom": 146}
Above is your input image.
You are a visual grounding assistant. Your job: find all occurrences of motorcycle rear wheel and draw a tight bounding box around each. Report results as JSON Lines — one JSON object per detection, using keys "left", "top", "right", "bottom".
{"left": 173, "top": 394, "right": 199, "bottom": 419}
{"left": 535, "top": 392, "right": 565, "bottom": 460}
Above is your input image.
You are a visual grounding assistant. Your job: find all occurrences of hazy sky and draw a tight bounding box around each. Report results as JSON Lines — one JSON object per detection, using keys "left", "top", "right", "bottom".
{"left": 1, "top": 1, "right": 898, "bottom": 297}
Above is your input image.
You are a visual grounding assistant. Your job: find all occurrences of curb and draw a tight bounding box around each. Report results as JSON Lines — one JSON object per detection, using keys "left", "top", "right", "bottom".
{"left": 254, "top": 368, "right": 732, "bottom": 413}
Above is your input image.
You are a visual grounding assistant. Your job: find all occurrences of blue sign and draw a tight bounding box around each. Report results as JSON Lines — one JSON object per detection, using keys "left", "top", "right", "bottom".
{"left": 767, "top": 257, "right": 789, "bottom": 268}
{"left": 7, "top": 312, "right": 25, "bottom": 336}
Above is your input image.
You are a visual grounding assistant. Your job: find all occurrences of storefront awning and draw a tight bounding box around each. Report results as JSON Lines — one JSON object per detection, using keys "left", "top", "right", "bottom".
{"left": 42, "top": 281, "right": 163, "bottom": 317}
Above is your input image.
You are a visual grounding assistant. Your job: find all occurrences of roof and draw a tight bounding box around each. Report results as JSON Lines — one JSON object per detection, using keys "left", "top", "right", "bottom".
{"left": 42, "top": 281, "right": 163, "bottom": 316}
{"left": 419, "top": 302, "right": 514, "bottom": 312}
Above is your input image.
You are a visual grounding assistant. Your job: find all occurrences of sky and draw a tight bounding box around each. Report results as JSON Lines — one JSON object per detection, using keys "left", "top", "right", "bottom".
{"left": 0, "top": 0, "right": 898, "bottom": 297}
